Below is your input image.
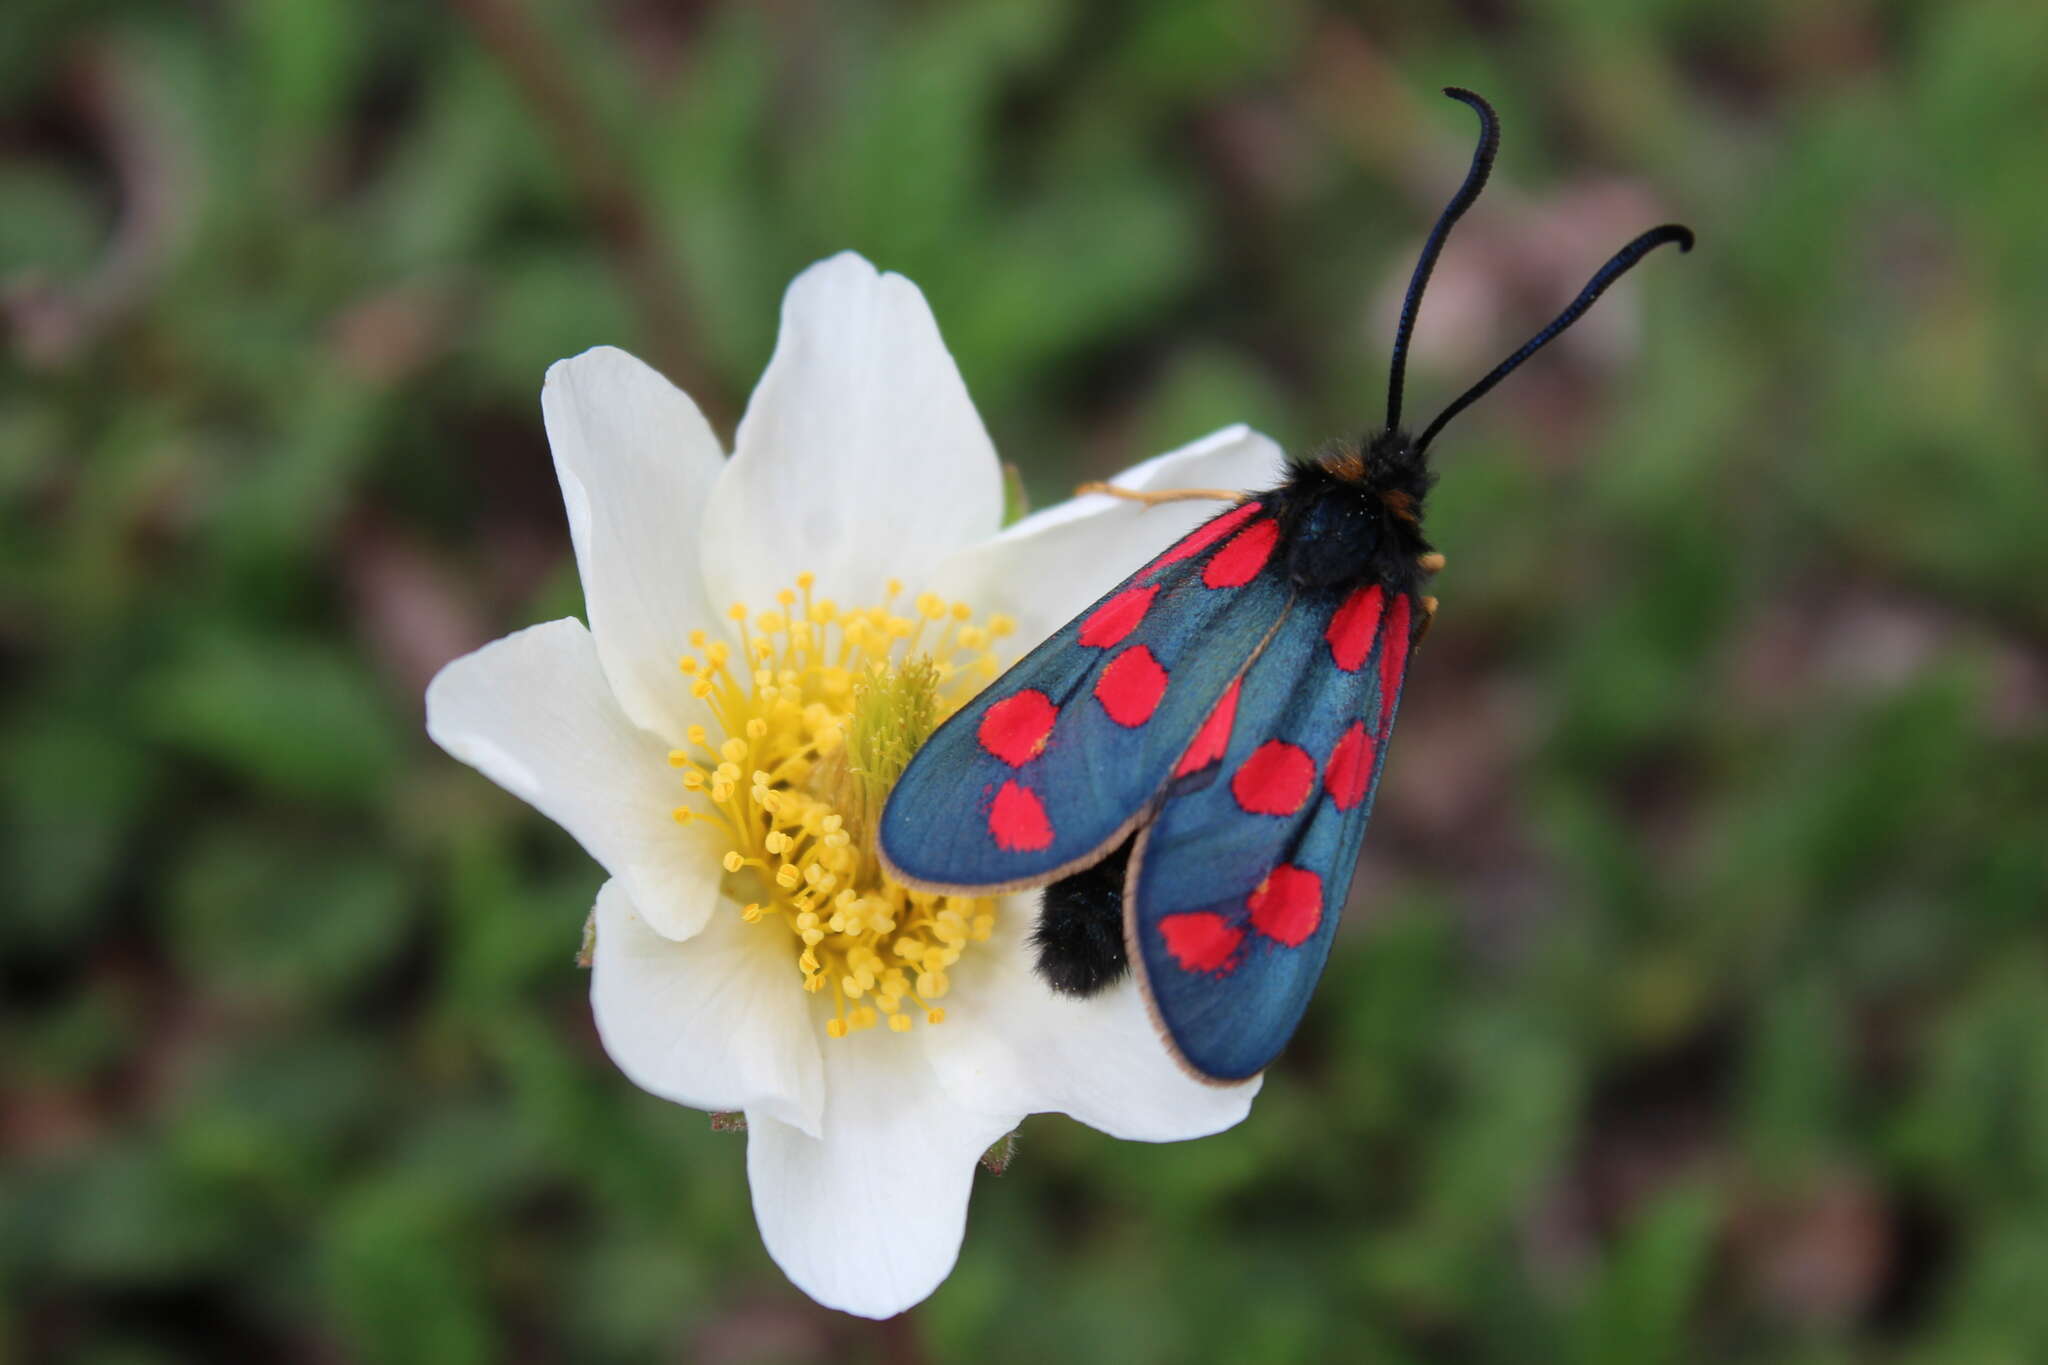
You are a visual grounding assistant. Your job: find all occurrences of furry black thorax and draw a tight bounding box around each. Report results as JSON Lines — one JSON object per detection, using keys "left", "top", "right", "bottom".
{"left": 1271, "top": 430, "right": 1436, "bottom": 602}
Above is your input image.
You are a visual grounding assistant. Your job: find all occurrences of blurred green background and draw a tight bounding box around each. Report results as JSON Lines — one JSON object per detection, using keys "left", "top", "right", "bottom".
{"left": 5, "top": 0, "right": 2046, "bottom": 1360}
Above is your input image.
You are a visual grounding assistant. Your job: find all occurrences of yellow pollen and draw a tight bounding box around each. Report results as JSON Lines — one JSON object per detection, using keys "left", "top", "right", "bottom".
{"left": 666, "top": 573, "right": 1010, "bottom": 1041}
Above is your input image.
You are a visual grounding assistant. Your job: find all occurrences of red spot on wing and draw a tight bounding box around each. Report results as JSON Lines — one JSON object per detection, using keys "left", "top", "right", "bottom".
{"left": 977, "top": 690, "right": 1057, "bottom": 767}
{"left": 1326, "top": 585, "right": 1384, "bottom": 672}
{"left": 1324, "top": 720, "right": 1376, "bottom": 812}
{"left": 1174, "top": 678, "right": 1242, "bottom": 778}
{"left": 1159, "top": 912, "right": 1244, "bottom": 973}
{"left": 1140, "top": 501, "right": 1263, "bottom": 580}
{"left": 1230, "top": 740, "right": 1316, "bottom": 816}
{"left": 1078, "top": 584, "right": 1159, "bottom": 649}
{"left": 1202, "top": 518, "right": 1280, "bottom": 589}
{"left": 1376, "top": 594, "right": 1413, "bottom": 738}
{"left": 1248, "top": 865, "right": 1323, "bottom": 947}
{"left": 988, "top": 780, "right": 1054, "bottom": 851}
{"left": 1094, "top": 645, "right": 1169, "bottom": 727}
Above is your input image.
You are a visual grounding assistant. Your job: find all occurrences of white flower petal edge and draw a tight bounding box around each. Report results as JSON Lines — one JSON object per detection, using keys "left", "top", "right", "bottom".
{"left": 746, "top": 1028, "right": 1019, "bottom": 1320}
{"left": 590, "top": 879, "right": 825, "bottom": 1136}
{"left": 701, "top": 252, "right": 1004, "bottom": 617}
{"left": 543, "top": 346, "right": 726, "bottom": 747}
{"left": 923, "top": 909, "right": 1261, "bottom": 1142}
{"left": 424, "top": 619, "right": 722, "bottom": 941}
{"left": 933, "top": 424, "right": 1286, "bottom": 648}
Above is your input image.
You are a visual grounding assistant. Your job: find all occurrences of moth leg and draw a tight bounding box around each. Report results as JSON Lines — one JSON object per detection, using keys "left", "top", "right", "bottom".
{"left": 1417, "top": 551, "right": 1446, "bottom": 574}
{"left": 1074, "top": 482, "right": 1245, "bottom": 507}
{"left": 1415, "top": 594, "right": 1440, "bottom": 644}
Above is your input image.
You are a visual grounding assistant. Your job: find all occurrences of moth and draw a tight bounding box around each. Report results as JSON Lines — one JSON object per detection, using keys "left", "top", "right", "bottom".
{"left": 878, "top": 88, "right": 1692, "bottom": 1082}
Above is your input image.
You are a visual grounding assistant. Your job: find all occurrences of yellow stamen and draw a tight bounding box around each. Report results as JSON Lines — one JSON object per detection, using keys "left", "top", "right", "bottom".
{"left": 666, "top": 573, "right": 1009, "bottom": 1040}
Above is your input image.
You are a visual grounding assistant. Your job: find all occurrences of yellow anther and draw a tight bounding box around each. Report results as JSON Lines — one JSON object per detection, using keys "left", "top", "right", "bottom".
{"left": 988, "top": 614, "right": 1015, "bottom": 637}
{"left": 886, "top": 578, "right": 903, "bottom": 598}
{"left": 664, "top": 572, "right": 1007, "bottom": 1041}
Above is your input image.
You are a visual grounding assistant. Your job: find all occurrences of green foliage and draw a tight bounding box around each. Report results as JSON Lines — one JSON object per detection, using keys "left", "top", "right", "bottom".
{"left": 4, "top": 0, "right": 2045, "bottom": 1360}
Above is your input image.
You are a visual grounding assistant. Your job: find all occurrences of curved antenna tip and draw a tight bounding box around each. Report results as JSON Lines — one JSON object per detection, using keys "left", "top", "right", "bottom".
{"left": 1383, "top": 87, "right": 1502, "bottom": 434}
{"left": 1641, "top": 223, "right": 1695, "bottom": 254}
{"left": 1413, "top": 221, "right": 1696, "bottom": 456}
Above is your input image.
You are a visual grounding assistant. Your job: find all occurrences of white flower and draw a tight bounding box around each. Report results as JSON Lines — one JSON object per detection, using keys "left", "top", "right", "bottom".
{"left": 425, "top": 252, "right": 1282, "bottom": 1319}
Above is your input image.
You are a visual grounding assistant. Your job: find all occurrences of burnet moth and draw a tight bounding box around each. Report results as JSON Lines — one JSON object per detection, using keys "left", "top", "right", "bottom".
{"left": 878, "top": 88, "right": 1693, "bottom": 1082}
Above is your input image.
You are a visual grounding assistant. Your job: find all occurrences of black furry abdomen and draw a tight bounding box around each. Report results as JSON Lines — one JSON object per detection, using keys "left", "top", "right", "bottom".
{"left": 1032, "top": 842, "right": 1132, "bottom": 997}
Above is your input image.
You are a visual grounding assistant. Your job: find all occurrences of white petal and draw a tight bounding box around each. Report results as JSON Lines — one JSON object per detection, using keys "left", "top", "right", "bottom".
{"left": 702, "top": 253, "right": 1003, "bottom": 616}
{"left": 425, "top": 619, "right": 720, "bottom": 940}
{"left": 543, "top": 346, "right": 726, "bottom": 745}
{"left": 933, "top": 425, "right": 1285, "bottom": 648}
{"left": 922, "top": 903, "right": 1261, "bottom": 1142}
{"left": 746, "top": 1031, "right": 1018, "bottom": 1319}
{"left": 589, "top": 879, "right": 824, "bottom": 1135}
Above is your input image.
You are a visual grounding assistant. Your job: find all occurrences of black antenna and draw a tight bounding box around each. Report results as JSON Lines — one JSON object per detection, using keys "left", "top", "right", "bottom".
{"left": 1384, "top": 88, "right": 1500, "bottom": 436}
{"left": 1413, "top": 224, "right": 1695, "bottom": 456}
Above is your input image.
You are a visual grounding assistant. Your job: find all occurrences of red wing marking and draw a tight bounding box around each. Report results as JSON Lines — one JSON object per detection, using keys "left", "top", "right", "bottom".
{"left": 1323, "top": 720, "right": 1375, "bottom": 811}
{"left": 988, "top": 780, "right": 1055, "bottom": 851}
{"left": 977, "top": 690, "right": 1058, "bottom": 767}
{"left": 1202, "top": 518, "right": 1280, "bottom": 589}
{"left": 1077, "top": 584, "right": 1160, "bottom": 649}
{"left": 1326, "top": 585, "right": 1384, "bottom": 672}
{"left": 1247, "top": 864, "right": 1323, "bottom": 947}
{"left": 1093, "top": 645, "right": 1169, "bottom": 727}
{"left": 1159, "top": 912, "right": 1244, "bottom": 974}
{"left": 1173, "top": 678, "right": 1242, "bottom": 778}
{"left": 1230, "top": 739, "right": 1316, "bottom": 816}
{"left": 1376, "top": 593, "right": 1413, "bottom": 738}
{"left": 1140, "top": 501, "right": 1263, "bottom": 580}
